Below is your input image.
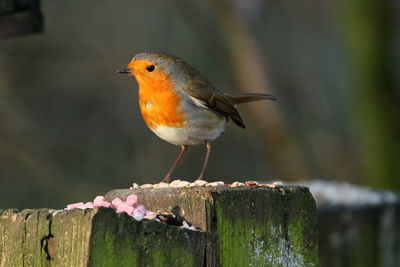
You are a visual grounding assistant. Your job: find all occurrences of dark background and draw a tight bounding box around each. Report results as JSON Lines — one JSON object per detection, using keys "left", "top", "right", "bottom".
{"left": 1, "top": 0, "right": 399, "bottom": 209}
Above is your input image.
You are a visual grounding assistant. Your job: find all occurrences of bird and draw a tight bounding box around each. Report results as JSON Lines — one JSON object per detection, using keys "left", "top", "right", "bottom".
{"left": 117, "top": 51, "right": 276, "bottom": 183}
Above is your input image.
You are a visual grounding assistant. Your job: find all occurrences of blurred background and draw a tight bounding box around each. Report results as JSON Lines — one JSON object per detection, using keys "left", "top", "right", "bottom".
{"left": 0, "top": 0, "right": 399, "bottom": 209}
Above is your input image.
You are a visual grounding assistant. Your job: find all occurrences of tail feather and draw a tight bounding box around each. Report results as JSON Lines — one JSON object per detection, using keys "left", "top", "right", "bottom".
{"left": 224, "top": 93, "right": 277, "bottom": 105}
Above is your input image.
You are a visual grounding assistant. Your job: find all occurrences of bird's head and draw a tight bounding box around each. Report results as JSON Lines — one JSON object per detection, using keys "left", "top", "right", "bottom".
{"left": 117, "top": 52, "right": 183, "bottom": 87}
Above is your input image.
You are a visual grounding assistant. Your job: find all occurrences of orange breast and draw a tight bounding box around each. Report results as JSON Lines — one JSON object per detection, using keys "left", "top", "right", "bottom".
{"left": 138, "top": 73, "right": 185, "bottom": 129}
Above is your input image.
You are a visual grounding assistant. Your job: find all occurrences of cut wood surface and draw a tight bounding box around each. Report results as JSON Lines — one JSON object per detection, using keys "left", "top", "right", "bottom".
{"left": 0, "top": 208, "right": 204, "bottom": 267}
{"left": 0, "top": 185, "right": 318, "bottom": 267}
{"left": 107, "top": 185, "right": 318, "bottom": 266}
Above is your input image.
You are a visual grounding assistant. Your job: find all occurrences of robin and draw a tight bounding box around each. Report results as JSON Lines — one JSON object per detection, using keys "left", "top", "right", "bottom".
{"left": 117, "top": 52, "right": 276, "bottom": 183}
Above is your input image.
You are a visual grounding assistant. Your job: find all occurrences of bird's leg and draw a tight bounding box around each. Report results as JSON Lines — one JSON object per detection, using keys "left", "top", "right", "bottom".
{"left": 197, "top": 141, "right": 212, "bottom": 181}
{"left": 162, "top": 145, "right": 187, "bottom": 183}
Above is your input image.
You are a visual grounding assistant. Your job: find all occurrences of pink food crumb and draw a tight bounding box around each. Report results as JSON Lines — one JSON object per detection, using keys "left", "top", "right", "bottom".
{"left": 64, "top": 194, "right": 157, "bottom": 220}
{"left": 115, "top": 203, "right": 135, "bottom": 215}
{"left": 65, "top": 202, "right": 85, "bottom": 210}
{"left": 111, "top": 197, "right": 123, "bottom": 208}
{"left": 126, "top": 195, "right": 138, "bottom": 206}
{"left": 93, "top": 196, "right": 112, "bottom": 208}
{"left": 133, "top": 208, "right": 146, "bottom": 216}
{"left": 94, "top": 195, "right": 105, "bottom": 201}
{"left": 95, "top": 201, "right": 112, "bottom": 208}
{"left": 83, "top": 202, "right": 95, "bottom": 209}
{"left": 135, "top": 204, "right": 146, "bottom": 214}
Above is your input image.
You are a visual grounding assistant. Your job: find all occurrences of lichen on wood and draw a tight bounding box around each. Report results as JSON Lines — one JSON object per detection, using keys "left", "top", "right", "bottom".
{"left": 1, "top": 185, "right": 318, "bottom": 266}
{"left": 106, "top": 185, "right": 318, "bottom": 266}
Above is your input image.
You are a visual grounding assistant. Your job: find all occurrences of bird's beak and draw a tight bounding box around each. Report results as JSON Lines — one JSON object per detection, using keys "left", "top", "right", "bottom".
{"left": 117, "top": 67, "right": 131, "bottom": 74}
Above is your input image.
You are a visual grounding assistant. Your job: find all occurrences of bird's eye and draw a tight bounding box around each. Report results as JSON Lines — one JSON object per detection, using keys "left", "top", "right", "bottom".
{"left": 146, "top": 65, "right": 155, "bottom": 72}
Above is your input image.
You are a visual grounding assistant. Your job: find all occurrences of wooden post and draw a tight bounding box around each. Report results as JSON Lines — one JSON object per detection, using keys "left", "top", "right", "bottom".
{"left": 0, "top": 185, "right": 318, "bottom": 266}
{"left": 303, "top": 180, "right": 400, "bottom": 267}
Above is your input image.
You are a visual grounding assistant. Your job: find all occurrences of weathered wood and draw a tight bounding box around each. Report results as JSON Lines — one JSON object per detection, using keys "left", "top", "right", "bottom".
{"left": 0, "top": 185, "right": 318, "bottom": 266}
{"left": 0, "top": 207, "right": 205, "bottom": 267}
{"left": 106, "top": 185, "right": 318, "bottom": 266}
{"left": 303, "top": 181, "right": 400, "bottom": 267}
{"left": 87, "top": 208, "right": 205, "bottom": 267}
{"left": 0, "top": 209, "right": 51, "bottom": 267}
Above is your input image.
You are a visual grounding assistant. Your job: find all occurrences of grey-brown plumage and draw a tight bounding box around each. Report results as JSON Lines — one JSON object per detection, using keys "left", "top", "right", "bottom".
{"left": 162, "top": 53, "right": 277, "bottom": 128}
{"left": 118, "top": 51, "right": 277, "bottom": 182}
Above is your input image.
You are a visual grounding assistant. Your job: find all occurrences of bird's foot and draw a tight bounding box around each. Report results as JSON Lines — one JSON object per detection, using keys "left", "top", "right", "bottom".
{"left": 196, "top": 176, "right": 204, "bottom": 181}
{"left": 161, "top": 176, "right": 171, "bottom": 184}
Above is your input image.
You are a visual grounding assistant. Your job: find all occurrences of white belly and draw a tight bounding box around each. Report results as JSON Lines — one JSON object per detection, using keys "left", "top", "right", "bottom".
{"left": 151, "top": 108, "right": 227, "bottom": 146}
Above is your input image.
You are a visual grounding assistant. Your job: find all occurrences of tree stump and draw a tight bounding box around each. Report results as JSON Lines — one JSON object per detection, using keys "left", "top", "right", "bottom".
{"left": 0, "top": 185, "right": 318, "bottom": 266}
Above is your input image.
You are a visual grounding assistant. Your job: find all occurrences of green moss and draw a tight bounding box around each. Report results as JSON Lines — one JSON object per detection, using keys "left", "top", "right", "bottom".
{"left": 1, "top": 186, "right": 317, "bottom": 266}
{"left": 146, "top": 244, "right": 194, "bottom": 267}
{"left": 214, "top": 213, "right": 253, "bottom": 265}
{"left": 88, "top": 208, "right": 139, "bottom": 266}
{"left": 88, "top": 208, "right": 202, "bottom": 266}
{"left": 283, "top": 188, "right": 318, "bottom": 266}
{"left": 211, "top": 187, "right": 318, "bottom": 266}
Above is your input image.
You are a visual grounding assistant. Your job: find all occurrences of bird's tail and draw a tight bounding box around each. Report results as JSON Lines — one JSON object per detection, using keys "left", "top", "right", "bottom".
{"left": 224, "top": 93, "right": 277, "bottom": 105}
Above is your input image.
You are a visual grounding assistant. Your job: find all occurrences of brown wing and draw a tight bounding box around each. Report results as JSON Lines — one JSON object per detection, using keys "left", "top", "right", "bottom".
{"left": 170, "top": 56, "right": 277, "bottom": 129}
{"left": 177, "top": 63, "right": 246, "bottom": 128}
{"left": 206, "top": 92, "right": 246, "bottom": 128}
